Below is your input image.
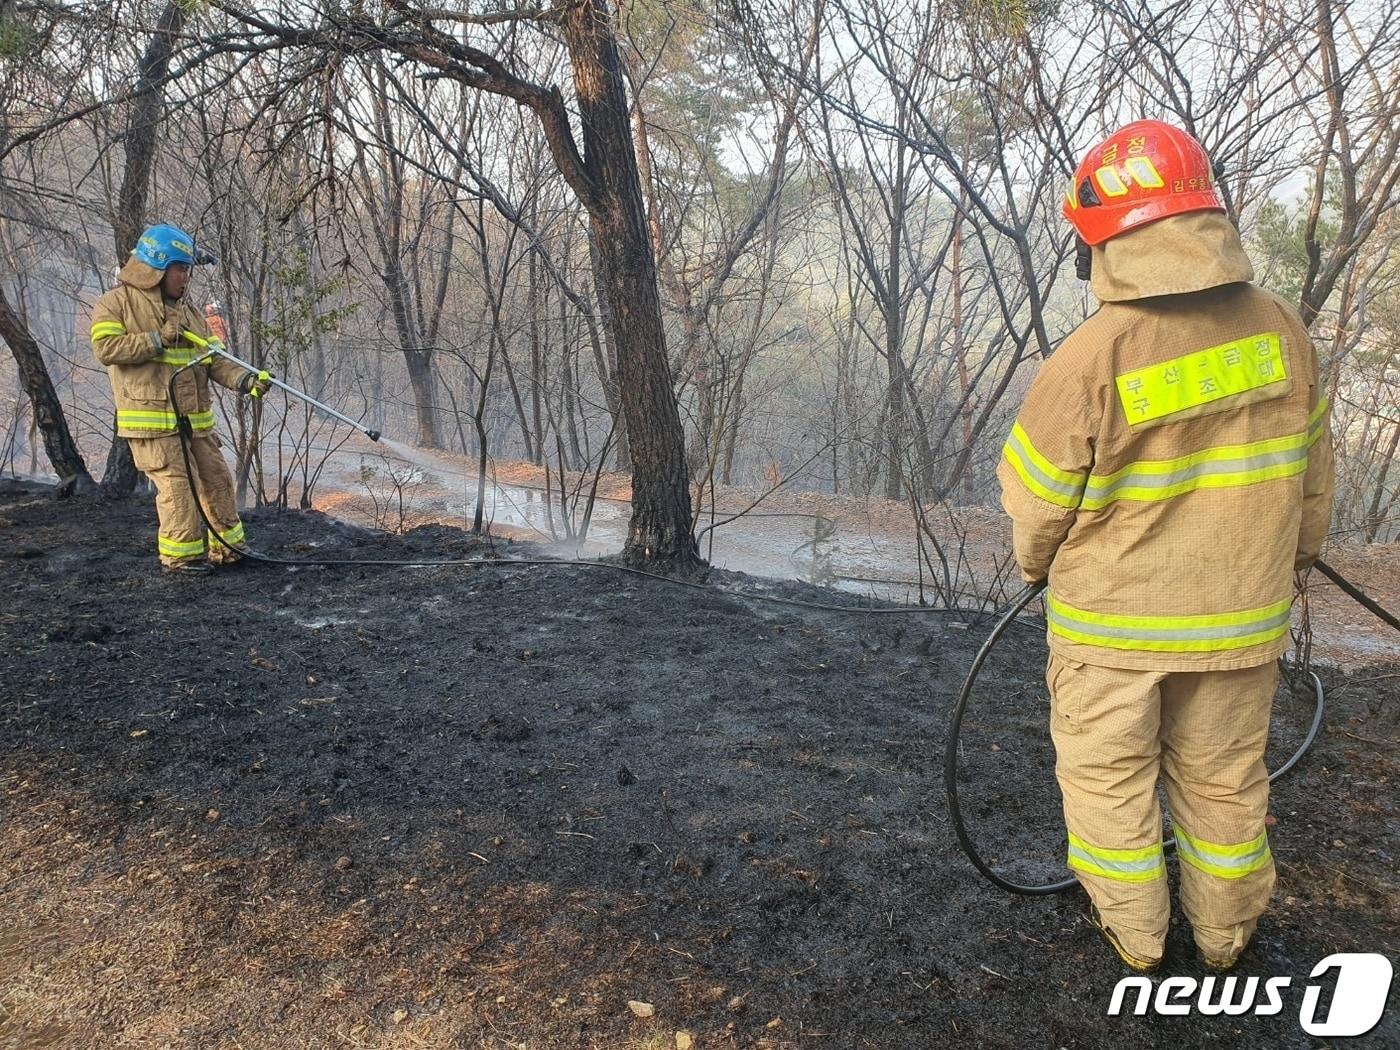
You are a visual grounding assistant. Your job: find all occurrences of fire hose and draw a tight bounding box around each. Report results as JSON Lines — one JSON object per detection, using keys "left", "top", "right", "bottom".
{"left": 166, "top": 338, "right": 1397, "bottom": 897}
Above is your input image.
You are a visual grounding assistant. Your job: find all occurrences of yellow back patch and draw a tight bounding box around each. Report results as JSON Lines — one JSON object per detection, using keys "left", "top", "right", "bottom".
{"left": 1116, "top": 333, "right": 1287, "bottom": 425}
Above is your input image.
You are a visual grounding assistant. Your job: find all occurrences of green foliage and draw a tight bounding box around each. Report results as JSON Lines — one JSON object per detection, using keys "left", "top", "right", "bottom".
{"left": 622, "top": 0, "right": 766, "bottom": 169}
{"left": 0, "top": 16, "right": 37, "bottom": 59}
{"left": 1250, "top": 198, "right": 1310, "bottom": 306}
{"left": 954, "top": 0, "right": 1061, "bottom": 37}
{"left": 253, "top": 248, "right": 357, "bottom": 369}
{"left": 1248, "top": 190, "right": 1344, "bottom": 308}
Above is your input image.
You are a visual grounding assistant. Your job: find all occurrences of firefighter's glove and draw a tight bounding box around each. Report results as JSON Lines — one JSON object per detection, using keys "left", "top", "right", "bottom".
{"left": 243, "top": 370, "right": 272, "bottom": 398}
{"left": 158, "top": 317, "right": 183, "bottom": 347}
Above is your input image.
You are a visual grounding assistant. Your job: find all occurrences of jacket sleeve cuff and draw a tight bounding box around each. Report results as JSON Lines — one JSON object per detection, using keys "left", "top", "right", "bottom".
{"left": 147, "top": 331, "right": 161, "bottom": 354}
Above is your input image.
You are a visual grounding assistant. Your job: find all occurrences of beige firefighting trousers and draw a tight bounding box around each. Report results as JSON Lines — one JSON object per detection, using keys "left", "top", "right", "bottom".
{"left": 130, "top": 434, "right": 246, "bottom": 567}
{"left": 1047, "top": 654, "right": 1278, "bottom": 964}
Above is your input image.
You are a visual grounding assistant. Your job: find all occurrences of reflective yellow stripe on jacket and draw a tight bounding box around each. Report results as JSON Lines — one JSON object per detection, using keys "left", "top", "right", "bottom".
{"left": 1307, "top": 397, "right": 1328, "bottom": 446}
{"left": 1007, "top": 406, "right": 1327, "bottom": 513}
{"left": 1067, "top": 831, "right": 1165, "bottom": 883}
{"left": 1047, "top": 595, "right": 1292, "bottom": 653}
{"left": 152, "top": 347, "right": 213, "bottom": 366}
{"left": 1080, "top": 433, "right": 1310, "bottom": 510}
{"left": 90, "top": 321, "right": 127, "bottom": 340}
{"left": 1173, "top": 826, "right": 1271, "bottom": 879}
{"left": 117, "top": 409, "right": 216, "bottom": 432}
{"left": 1001, "top": 422, "right": 1087, "bottom": 508}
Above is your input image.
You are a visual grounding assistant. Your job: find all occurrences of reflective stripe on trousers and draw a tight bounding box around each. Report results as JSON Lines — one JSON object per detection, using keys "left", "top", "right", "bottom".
{"left": 1173, "top": 826, "right": 1272, "bottom": 879}
{"left": 1067, "top": 831, "right": 1166, "bottom": 883}
{"left": 209, "top": 521, "right": 245, "bottom": 548}
{"left": 158, "top": 534, "right": 206, "bottom": 559}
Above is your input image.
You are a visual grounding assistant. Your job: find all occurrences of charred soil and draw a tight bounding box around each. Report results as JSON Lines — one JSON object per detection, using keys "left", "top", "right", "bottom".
{"left": 1, "top": 482, "right": 1397, "bottom": 1048}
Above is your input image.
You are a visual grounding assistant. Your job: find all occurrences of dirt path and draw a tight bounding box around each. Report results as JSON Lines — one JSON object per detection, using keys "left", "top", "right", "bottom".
{"left": 1, "top": 484, "right": 1397, "bottom": 1048}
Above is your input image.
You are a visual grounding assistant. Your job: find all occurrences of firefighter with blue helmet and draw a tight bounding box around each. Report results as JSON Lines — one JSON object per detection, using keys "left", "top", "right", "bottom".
{"left": 90, "top": 223, "right": 270, "bottom": 573}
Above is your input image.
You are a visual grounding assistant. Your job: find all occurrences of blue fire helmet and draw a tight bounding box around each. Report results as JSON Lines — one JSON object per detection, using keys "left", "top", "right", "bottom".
{"left": 132, "top": 224, "right": 218, "bottom": 269}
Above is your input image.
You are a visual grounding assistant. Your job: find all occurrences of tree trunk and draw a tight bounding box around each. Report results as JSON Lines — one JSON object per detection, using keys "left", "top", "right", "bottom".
{"left": 529, "top": 250, "right": 544, "bottom": 465}
{"left": 495, "top": 323, "right": 535, "bottom": 462}
{"left": 402, "top": 345, "right": 441, "bottom": 449}
{"left": 1363, "top": 417, "right": 1400, "bottom": 543}
{"left": 0, "top": 285, "right": 94, "bottom": 490}
{"left": 363, "top": 69, "right": 443, "bottom": 450}
{"left": 561, "top": 296, "right": 584, "bottom": 466}
{"left": 471, "top": 336, "right": 499, "bottom": 535}
{"left": 103, "top": 0, "right": 188, "bottom": 496}
{"left": 562, "top": 0, "right": 699, "bottom": 571}
{"left": 950, "top": 207, "right": 974, "bottom": 504}
{"left": 587, "top": 229, "right": 630, "bottom": 472}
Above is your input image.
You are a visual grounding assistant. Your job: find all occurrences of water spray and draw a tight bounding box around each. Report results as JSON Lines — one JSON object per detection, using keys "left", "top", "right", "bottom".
{"left": 180, "top": 329, "right": 381, "bottom": 443}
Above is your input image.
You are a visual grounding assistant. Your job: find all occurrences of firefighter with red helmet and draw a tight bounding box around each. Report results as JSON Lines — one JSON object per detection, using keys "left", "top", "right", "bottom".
{"left": 998, "top": 121, "right": 1334, "bottom": 971}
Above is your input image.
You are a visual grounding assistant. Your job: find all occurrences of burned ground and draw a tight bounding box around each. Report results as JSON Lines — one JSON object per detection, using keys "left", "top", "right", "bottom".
{"left": 1, "top": 481, "right": 1396, "bottom": 1048}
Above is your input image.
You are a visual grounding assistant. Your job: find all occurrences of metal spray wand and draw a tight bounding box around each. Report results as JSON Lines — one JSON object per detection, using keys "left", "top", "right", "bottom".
{"left": 180, "top": 328, "right": 381, "bottom": 443}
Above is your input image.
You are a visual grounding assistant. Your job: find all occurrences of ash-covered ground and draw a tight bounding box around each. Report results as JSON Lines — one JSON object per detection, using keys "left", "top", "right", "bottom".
{"left": 1, "top": 482, "right": 1396, "bottom": 1048}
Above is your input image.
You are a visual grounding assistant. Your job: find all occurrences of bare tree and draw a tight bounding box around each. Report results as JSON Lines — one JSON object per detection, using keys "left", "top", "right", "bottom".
{"left": 0, "top": 4, "right": 93, "bottom": 489}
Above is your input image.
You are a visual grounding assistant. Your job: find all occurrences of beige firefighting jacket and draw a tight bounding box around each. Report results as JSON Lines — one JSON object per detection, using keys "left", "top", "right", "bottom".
{"left": 998, "top": 211, "right": 1334, "bottom": 671}
{"left": 90, "top": 258, "right": 253, "bottom": 439}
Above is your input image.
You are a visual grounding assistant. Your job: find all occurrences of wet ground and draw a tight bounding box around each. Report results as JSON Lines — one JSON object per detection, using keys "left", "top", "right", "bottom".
{"left": 323, "top": 440, "right": 1400, "bottom": 670}
{"left": 1, "top": 482, "right": 1397, "bottom": 1048}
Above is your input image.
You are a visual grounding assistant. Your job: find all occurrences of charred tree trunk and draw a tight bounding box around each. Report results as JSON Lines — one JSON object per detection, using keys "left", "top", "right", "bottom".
{"left": 587, "top": 230, "right": 630, "bottom": 472}
{"left": 103, "top": 0, "right": 187, "bottom": 497}
{"left": 561, "top": 295, "right": 584, "bottom": 466}
{"left": 401, "top": 344, "right": 442, "bottom": 448}
{"left": 529, "top": 249, "right": 544, "bottom": 465}
{"left": 562, "top": 0, "right": 699, "bottom": 571}
{"left": 0, "top": 285, "right": 94, "bottom": 490}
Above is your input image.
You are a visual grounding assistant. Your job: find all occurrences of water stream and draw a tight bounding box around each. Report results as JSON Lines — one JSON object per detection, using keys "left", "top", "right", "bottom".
{"left": 345, "top": 435, "right": 626, "bottom": 551}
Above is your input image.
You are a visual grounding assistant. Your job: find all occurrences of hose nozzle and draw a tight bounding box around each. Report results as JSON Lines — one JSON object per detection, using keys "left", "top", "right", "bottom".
{"left": 366, "top": 430, "right": 382, "bottom": 443}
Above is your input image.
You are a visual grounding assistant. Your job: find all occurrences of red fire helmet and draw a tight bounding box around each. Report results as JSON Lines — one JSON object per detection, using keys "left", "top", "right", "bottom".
{"left": 1064, "top": 120, "right": 1225, "bottom": 246}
